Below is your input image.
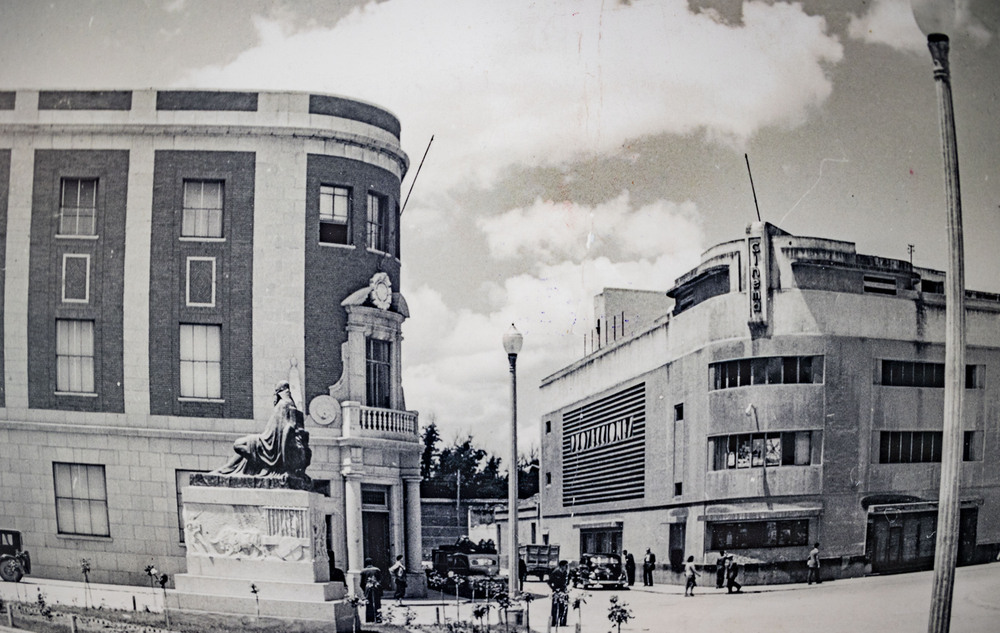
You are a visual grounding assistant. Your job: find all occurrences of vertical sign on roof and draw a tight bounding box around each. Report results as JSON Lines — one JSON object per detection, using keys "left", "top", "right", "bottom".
{"left": 746, "top": 222, "right": 768, "bottom": 327}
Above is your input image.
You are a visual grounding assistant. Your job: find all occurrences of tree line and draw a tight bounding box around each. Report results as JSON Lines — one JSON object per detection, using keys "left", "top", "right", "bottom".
{"left": 420, "top": 421, "right": 539, "bottom": 500}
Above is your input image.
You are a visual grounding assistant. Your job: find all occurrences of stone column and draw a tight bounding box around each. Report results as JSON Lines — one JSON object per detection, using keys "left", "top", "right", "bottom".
{"left": 343, "top": 473, "right": 364, "bottom": 596}
{"left": 404, "top": 477, "right": 423, "bottom": 572}
{"left": 403, "top": 476, "right": 427, "bottom": 597}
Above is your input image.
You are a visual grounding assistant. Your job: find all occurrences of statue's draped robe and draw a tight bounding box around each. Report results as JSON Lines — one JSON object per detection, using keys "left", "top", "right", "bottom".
{"left": 216, "top": 399, "right": 304, "bottom": 476}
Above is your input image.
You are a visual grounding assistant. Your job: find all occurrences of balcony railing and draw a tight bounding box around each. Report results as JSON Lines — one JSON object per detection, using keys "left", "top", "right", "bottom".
{"left": 341, "top": 402, "right": 419, "bottom": 439}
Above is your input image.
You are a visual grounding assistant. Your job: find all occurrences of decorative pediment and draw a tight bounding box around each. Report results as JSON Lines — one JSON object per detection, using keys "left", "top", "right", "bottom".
{"left": 341, "top": 272, "right": 409, "bottom": 317}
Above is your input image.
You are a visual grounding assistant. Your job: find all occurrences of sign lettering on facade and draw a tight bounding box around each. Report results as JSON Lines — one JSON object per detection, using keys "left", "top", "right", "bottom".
{"left": 567, "top": 416, "right": 634, "bottom": 453}
{"left": 747, "top": 234, "right": 767, "bottom": 325}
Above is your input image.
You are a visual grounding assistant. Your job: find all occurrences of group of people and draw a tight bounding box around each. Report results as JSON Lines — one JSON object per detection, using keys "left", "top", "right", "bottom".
{"left": 713, "top": 551, "right": 743, "bottom": 594}
{"left": 620, "top": 548, "right": 656, "bottom": 586}
{"left": 359, "top": 554, "right": 409, "bottom": 624}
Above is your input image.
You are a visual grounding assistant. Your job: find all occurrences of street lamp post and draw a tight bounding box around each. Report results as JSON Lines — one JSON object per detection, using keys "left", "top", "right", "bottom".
{"left": 911, "top": 2, "right": 967, "bottom": 632}
{"left": 503, "top": 324, "right": 524, "bottom": 597}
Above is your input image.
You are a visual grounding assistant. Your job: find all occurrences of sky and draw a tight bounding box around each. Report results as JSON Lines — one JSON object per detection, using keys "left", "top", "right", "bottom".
{"left": 1, "top": 0, "right": 998, "bottom": 467}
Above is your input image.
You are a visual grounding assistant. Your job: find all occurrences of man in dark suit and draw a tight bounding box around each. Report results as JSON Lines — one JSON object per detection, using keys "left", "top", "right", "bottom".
{"left": 642, "top": 548, "right": 656, "bottom": 586}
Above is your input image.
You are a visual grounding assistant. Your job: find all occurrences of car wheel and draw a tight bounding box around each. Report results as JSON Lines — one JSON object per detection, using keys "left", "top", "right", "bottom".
{"left": 0, "top": 559, "right": 23, "bottom": 583}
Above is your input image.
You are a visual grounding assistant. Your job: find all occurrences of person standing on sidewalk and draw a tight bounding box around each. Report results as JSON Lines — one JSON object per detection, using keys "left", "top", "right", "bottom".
{"left": 807, "top": 542, "right": 822, "bottom": 585}
{"left": 642, "top": 548, "right": 656, "bottom": 586}
{"left": 683, "top": 556, "right": 701, "bottom": 597}
{"left": 715, "top": 551, "right": 727, "bottom": 589}
{"left": 548, "top": 560, "right": 570, "bottom": 627}
{"left": 624, "top": 550, "right": 636, "bottom": 586}
{"left": 389, "top": 554, "right": 407, "bottom": 601}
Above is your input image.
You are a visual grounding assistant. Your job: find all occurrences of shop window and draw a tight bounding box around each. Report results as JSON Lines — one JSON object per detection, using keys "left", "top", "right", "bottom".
{"left": 61, "top": 254, "right": 90, "bottom": 303}
{"left": 53, "top": 462, "right": 110, "bottom": 537}
{"left": 56, "top": 319, "right": 95, "bottom": 394}
{"left": 181, "top": 180, "right": 223, "bottom": 238}
{"left": 710, "top": 431, "right": 815, "bottom": 471}
{"left": 179, "top": 323, "right": 221, "bottom": 399}
{"left": 59, "top": 178, "right": 97, "bottom": 236}
{"left": 708, "top": 519, "right": 808, "bottom": 550}
{"left": 319, "top": 184, "right": 350, "bottom": 244}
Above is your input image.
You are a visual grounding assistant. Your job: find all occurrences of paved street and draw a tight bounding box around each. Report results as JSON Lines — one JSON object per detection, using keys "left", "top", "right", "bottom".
{"left": 2, "top": 563, "right": 999, "bottom": 632}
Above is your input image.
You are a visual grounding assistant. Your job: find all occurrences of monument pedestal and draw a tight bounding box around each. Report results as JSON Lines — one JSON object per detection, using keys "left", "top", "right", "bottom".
{"left": 169, "top": 481, "right": 354, "bottom": 629}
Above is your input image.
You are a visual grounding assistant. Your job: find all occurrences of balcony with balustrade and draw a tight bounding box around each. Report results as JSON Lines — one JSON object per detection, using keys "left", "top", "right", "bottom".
{"left": 340, "top": 401, "right": 419, "bottom": 441}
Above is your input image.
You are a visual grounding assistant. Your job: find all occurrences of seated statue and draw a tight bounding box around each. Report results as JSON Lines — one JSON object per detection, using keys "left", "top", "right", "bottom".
{"left": 214, "top": 380, "right": 312, "bottom": 479}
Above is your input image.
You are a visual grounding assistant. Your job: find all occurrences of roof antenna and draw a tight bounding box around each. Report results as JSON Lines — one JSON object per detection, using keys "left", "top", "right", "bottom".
{"left": 400, "top": 135, "right": 434, "bottom": 215}
{"left": 745, "top": 153, "right": 762, "bottom": 223}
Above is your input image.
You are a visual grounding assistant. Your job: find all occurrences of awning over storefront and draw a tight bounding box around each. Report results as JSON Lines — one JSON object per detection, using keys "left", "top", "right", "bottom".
{"left": 866, "top": 497, "right": 982, "bottom": 516}
{"left": 698, "top": 502, "right": 823, "bottom": 522}
{"left": 571, "top": 519, "right": 624, "bottom": 530}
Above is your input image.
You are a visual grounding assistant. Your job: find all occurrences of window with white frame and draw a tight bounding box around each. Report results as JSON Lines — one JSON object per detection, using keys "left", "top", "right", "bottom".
{"left": 186, "top": 257, "right": 216, "bottom": 307}
{"left": 319, "top": 185, "right": 351, "bottom": 244}
{"left": 366, "top": 192, "right": 386, "bottom": 252}
{"left": 53, "top": 462, "right": 110, "bottom": 537}
{"left": 56, "top": 319, "right": 94, "bottom": 393}
{"left": 61, "top": 254, "right": 90, "bottom": 303}
{"left": 365, "top": 337, "right": 391, "bottom": 409}
{"left": 182, "top": 180, "right": 223, "bottom": 238}
{"left": 59, "top": 178, "right": 97, "bottom": 236}
{"left": 179, "top": 323, "right": 221, "bottom": 399}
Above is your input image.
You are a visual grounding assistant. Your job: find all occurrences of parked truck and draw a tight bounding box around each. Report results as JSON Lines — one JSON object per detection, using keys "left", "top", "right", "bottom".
{"left": 518, "top": 544, "right": 560, "bottom": 581}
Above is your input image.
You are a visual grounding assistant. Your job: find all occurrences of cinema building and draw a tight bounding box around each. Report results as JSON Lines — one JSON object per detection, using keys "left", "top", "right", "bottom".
{"left": 537, "top": 222, "right": 1000, "bottom": 583}
{"left": 0, "top": 89, "right": 425, "bottom": 595}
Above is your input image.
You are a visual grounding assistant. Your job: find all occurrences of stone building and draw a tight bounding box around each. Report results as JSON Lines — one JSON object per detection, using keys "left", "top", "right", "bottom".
{"left": 0, "top": 89, "right": 424, "bottom": 596}
{"left": 536, "top": 222, "right": 1000, "bottom": 584}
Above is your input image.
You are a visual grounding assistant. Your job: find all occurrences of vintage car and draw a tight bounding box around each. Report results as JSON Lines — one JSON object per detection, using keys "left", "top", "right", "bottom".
{"left": 0, "top": 529, "right": 31, "bottom": 582}
{"left": 571, "top": 553, "right": 627, "bottom": 589}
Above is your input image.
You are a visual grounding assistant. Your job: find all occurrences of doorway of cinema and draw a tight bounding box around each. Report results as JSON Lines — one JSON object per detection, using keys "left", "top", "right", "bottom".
{"left": 580, "top": 527, "right": 622, "bottom": 558}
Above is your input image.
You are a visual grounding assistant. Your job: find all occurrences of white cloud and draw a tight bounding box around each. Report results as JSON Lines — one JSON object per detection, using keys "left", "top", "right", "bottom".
{"left": 478, "top": 192, "right": 702, "bottom": 264}
{"left": 179, "top": 0, "right": 843, "bottom": 191}
{"left": 847, "top": 0, "right": 992, "bottom": 53}
{"left": 402, "top": 199, "right": 704, "bottom": 450}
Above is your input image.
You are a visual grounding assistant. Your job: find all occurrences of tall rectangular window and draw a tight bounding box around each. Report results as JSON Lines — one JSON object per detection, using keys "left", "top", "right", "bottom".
{"left": 56, "top": 319, "right": 94, "bottom": 393}
{"left": 186, "top": 257, "right": 216, "bottom": 307}
{"left": 366, "top": 338, "right": 391, "bottom": 409}
{"left": 59, "top": 178, "right": 97, "bottom": 236}
{"left": 366, "top": 193, "right": 386, "bottom": 252}
{"left": 182, "top": 180, "right": 223, "bottom": 238}
{"left": 53, "top": 462, "right": 109, "bottom": 537}
{"left": 61, "top": 254, "right": 90, "bottom": 303}
{"left": 319, "top": 185, "right": 351, "bottom": 244}
{"left": 179, "top": 324, "right": 221, "bottom": 399}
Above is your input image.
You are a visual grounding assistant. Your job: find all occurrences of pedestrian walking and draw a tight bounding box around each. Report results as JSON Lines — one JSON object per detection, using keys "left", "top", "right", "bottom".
{"left": 726, "top": 555, "right": 742, "bottom": 594}
{"left": 389, "top": 554, "right": 407, "bottom": 601}
{"left": 624, "top": 550, "right": 636, "bottom": 586}
{"left": 642, "top": 548, "right": 656, "bottom": 586}
{"left": 683, "top": 556, "right": 701, "bottom": 596}
{"left": 518, "top": 556, "right": 527, "bottom": 592}
{"left": 548, "top": 560, "right": 570, "bottom": 627}
{"left": 807, "top": 542, "right": 822, "bottom": 585}
{"left": 715, "top": 550, "right": 727, "bottom": 589}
